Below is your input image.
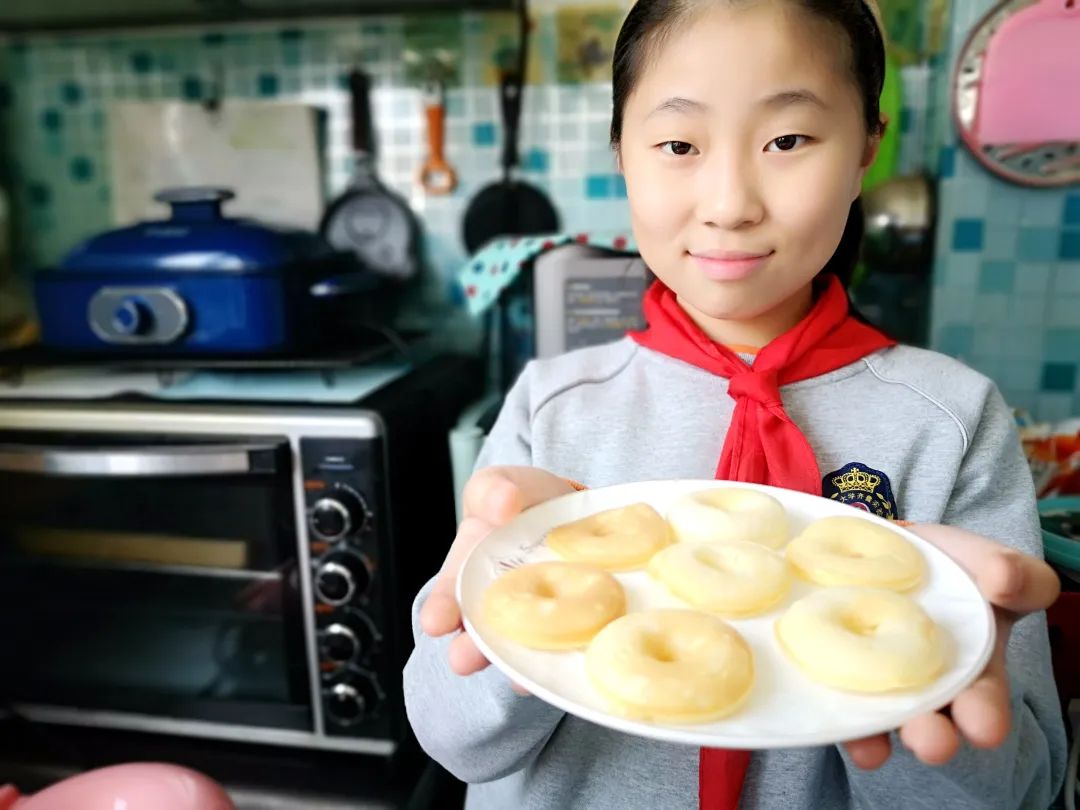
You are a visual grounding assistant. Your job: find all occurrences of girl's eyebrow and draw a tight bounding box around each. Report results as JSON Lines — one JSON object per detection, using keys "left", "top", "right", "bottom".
{"left": 760, "top": 89, "right": 828, "bottom": 110}
{"left": 647, "top": 96, "right": 710, "bottom": 118}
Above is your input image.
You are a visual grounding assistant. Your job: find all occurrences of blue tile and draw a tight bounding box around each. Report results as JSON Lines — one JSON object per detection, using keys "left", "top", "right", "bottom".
{"left": 60, "top": 81, "right": 83, "bottom": 105}
{"left": 938, "top": 145, "right": 955, "bottom": 179}
{"left": 472, "top": 122, "right": 496, "bottom": 147}
{"left": 40, "top": 109, "right": 62, "bottom": 132}
{"left": 523, "top": 148, "right": 549, "bottom": 173}
{"left": 130, "top": 52, "right": 153, "bottom": 73}
{"left": 585, "top": 175, "right": 611, "bottom": 199}
{"left": 69, "top": 156, "right": 93, "bottom": 183}
{"left": 1067, "top": 194, "right": 1080, "bottom": 226}
{"left": 613, "top": 174, "right": 627, "bottom": 198}
{"left": 978, "top": 261, "right": 1015, "bottom": 293}
{"left": 1017, "top": 228, "right": 1059, "bottom": 262}
{"left": 1062, "top": 231, "right": 1080, "bottom": 261}
{"left": 899, "top": 107, "right": 912, "bottom": 134}
{"left": 182, "top": 76, "right": 202, "bottom": 101}
{"left": 937, "top": 323, "right": 974, "bottom": 357}
{"left": 1042, "top": 363, "right": 1077, "bottom": 392}
{"left": 1044, "top": 329, "right": 1080, "bottom": 363}
{"left": 952, "top": 219, "right": 984, "bottom": 252}
{"left": 257, "top": 73, "right": 279, "bottom": 97}
{"left": 26, "top": 182, "right": 50, "bottom": 207}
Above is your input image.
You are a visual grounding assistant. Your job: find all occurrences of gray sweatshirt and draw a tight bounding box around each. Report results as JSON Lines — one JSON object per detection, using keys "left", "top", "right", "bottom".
{"left": 403, "top": 339, "right": 1066, "bottom": 809}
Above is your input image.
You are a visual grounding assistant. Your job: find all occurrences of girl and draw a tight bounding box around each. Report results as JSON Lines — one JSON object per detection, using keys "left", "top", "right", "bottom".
{"left": 404, "top": 1, "right": 1067, "bottom": 807}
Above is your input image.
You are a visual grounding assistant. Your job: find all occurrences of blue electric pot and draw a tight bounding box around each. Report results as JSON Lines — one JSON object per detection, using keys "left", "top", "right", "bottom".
{"left": 33, "top": 187, "right": 377, "bottom": 355}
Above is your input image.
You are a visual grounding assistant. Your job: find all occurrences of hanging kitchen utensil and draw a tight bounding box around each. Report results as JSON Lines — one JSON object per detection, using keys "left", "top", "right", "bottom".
{"left": 418, "top": 80, "right": 457, "bottom": 196}
{"left": 462, "top": 71, "right": 559, "bottom": 254}
{"left": 462, "top": 0, "right": 558, "bottom": 254}
{"left": 952, "top": 0, "right": 1080, "bottom": 186}
{"left": 321, "top": 69, "right": 421, "bottom": 281}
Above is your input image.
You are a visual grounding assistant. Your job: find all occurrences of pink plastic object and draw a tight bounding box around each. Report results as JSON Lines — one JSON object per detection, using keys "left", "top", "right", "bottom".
{"left": 0, "top": 763, "right": 234, "bottom": 810}
{"left": 975, "top": 0, "right": 1080, "bottom": 144}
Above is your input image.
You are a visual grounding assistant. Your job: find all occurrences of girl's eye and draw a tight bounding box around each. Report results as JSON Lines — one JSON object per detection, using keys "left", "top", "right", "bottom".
{"left": 766, "top": 135, "right": 808, "bottom": 152}
{"left": 659, "top": 141, "right": 698, "bottom": 157}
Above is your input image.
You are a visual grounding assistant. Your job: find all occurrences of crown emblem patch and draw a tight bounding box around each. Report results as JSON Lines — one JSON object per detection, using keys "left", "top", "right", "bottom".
{"left": 822, "top": 462, "right": 898, "bottom": 520}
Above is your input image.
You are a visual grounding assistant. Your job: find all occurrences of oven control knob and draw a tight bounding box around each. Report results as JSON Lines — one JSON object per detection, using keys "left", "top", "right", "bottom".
{"left": 325, "top": 673, "right": 381, "bottom": 727}
{"left": 310, "top": 489, "right": 368, "bottom": 541}
{"left": 319, "top": 618, "right": 375, "bottom": 664}
{"left": 314, "top": 554, "right": 371, "bottom": 606}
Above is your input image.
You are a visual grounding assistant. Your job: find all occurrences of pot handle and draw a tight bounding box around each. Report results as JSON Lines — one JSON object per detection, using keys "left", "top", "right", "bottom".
{"left": 154, "top": 187, "right": 235, "bottom": 222}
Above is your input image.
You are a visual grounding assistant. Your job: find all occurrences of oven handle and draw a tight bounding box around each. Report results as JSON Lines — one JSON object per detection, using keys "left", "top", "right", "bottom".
{"left": 0, "top": 443, "right": 281, "bottom": 477}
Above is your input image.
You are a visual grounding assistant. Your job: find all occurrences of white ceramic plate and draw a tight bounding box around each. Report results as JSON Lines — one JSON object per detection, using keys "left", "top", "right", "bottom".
{"left": 457, "top": 480, "right": 996, "bottom": 749}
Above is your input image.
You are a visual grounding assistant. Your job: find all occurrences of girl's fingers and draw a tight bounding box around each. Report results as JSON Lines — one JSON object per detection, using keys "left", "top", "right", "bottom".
{"left": 419, "top": 516, "right": 494, "bottom": 637}
{"left": 448, "top": 632, "right": 491, "bottom": 676}
{"left": 907, "top": 524, "right": 1059, "bottom": 614}
{"left": 463, "top": 466, "right": 577, "bottom": 526}
{"left": 949, "top": 614, "right": 1014, "bottom": 749}
{"left": 842, "top": 733, "right": 892, "bottom": 770}
{"left": 898, "top": 711, "right": 961, "bottom": 765}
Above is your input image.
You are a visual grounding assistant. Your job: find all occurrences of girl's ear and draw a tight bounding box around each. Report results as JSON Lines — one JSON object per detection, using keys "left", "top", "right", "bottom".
{"left": 861, "top": 116, "right": 887, "bottom": 169}
{"left": 853, "top": 119, "right": 886, "bottom": 199}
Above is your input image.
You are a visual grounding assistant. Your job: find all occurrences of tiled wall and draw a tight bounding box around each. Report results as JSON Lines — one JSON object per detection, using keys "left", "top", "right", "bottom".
{"left": 929, "top": 0, "right": 1080, "bottom": 421}
{"left": 0, "top": 4, "right": 939, "bottom": 295}
{"left": 0, "top": 6, "right": 632, "bottom": 321}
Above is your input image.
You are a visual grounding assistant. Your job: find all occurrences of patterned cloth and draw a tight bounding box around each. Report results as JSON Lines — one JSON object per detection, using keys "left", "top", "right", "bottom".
{"left": 457, "top": 231, "right": 638, "bottom": 316}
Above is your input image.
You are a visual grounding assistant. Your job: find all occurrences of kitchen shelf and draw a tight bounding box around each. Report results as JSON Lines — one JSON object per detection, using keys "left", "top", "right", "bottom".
{"left": 0, "top": 0, "right": 514, "bottom": 35}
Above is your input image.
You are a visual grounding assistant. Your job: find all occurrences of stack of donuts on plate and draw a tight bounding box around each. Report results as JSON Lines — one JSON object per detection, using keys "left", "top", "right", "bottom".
{"left": 481, "top": 488, "right": 943, "bottom": 724}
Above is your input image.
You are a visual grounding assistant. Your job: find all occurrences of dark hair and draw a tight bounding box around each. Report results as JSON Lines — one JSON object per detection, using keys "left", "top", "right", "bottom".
{"left": 610, "top": 0, "right": 886, "bottom": 288}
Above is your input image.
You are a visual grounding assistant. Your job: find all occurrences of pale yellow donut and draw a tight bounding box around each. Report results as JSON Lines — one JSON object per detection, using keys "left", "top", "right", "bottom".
{"left": 648, "top": 539, "right": 791, "bottom": 617}
{"left": 785, "top": 516, "right": 924, "bottom": 590}
{"left": 775, "top": 588, "right": 945, "bottom": 692}
{"left": 546, "top": 502, "right": 672, "bottom": 571}
{"left": 482, "top": 561, "right": 625, "bottom": 650}
{"left": 666, "top": 488, "right": 789, "bottom": 549}
{"left": 585, "top": 609, "right": 754, "bottom": 723}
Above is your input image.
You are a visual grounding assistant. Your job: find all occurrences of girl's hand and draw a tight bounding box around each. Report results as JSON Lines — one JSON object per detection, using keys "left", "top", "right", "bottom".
{"left": 842, "top": 524, "right": 1061, "bottom": 769}
{"left": 418, "top": 466, "right": 576, "bottom": 690}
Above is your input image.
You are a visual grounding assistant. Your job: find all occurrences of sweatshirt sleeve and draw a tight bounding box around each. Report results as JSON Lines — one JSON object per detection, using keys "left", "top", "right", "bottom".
{"left": 842, "top": 386, "right": 1067, "bottom": 809}
{"left": 402, "top": 365, "right": 566, "bottom": 783}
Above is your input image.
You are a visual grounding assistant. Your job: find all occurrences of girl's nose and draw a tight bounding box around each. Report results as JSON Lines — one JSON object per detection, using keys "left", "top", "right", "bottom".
{"left": 695, "top": 151, "right": 765, "bottom": 230}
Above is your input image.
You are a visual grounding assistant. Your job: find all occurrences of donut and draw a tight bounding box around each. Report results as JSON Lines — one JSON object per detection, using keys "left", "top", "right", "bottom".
{"left": 785, "top": 516, "right": 924, "bottom": 590}
{"left": 667, "top": 487, "right": 789, "bottom": 549}
{"left": 775, "top": 588, "right": 944, "bottom": 692}
{"left": 648, "top": 539, "right": 790, "bottom": 617}
{"left": 585, "top": 609, "right": 754, "bottom": 723}
{"left": 482, "top": 561, "right": 626, "bottom": 650}
{"left": 546, "top": 502, "right": 672, "bottom": 571}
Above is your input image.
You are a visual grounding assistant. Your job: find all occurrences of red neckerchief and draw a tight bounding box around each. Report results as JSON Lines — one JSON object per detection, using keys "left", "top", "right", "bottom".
{"left": 629, "top": 274, "right": 896, "bottom": 809}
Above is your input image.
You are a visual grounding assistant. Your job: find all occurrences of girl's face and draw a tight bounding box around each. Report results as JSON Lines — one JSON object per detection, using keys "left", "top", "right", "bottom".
{"left": 620, "top": 0, "right": 878, "bottom": 344}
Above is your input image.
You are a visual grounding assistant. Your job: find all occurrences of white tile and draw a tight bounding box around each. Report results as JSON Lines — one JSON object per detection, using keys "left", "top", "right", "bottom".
{"left": 998, "top": 327, "right": 1044, "bottom": 359}
{"left": 941, "top": 253, "right": 981, "bottom": 289}
{"left": 1008, "top": 294, "right": 1049, "bottom": 326}
{"left": 973, "top": 326, "right": 1004, "bottom": 356}
{"left": 1014, "top": 263, "right": 1053, "bottom": 295}
{"left": 1000, "top": 359, "right": 1040, "bottom": 391}
{"left": 1021, "top": 192, "right": 1065, "bottom": 226}
{"left": 1053, "top": 262, "right": 1080, "bottom": 295}
{"left": 1036, "top": 393, "right": 1075, "bottom": 422}
{"left": 1047, "top": 295, "right": 1080, "bottom": 328}
{"left": 974, "top": 293, "right": 1009, "bottom": 325}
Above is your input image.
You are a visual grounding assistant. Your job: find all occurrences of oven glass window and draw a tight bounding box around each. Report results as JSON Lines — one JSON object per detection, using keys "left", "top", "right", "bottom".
{"left": 0, "top": 435, "right": 312, "bottom": 732}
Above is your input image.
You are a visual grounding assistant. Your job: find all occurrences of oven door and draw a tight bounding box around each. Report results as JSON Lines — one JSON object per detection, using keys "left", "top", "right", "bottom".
{"left": 0, "top": 434, "right": 312, "bottom": 734}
